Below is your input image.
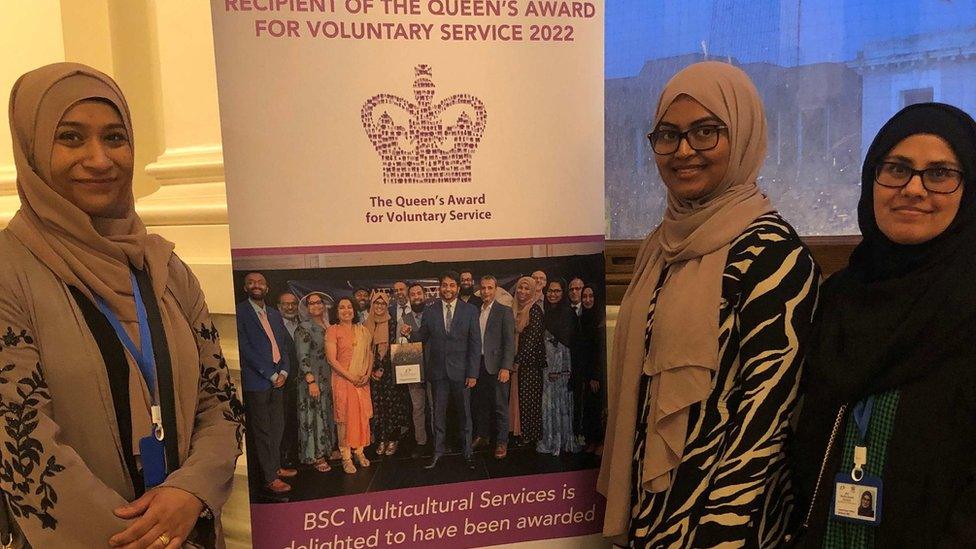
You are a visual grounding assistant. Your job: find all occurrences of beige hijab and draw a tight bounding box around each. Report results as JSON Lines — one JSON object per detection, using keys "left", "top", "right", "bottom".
{"left": 598, "top": 61, "right": 773, "bottom": 537}
{"left": 512, "top": 277, "right": 536, "bottom": 347}
{"left": 7, "top": 63, "right": 191, "bottom": 456}
{"left": 364, "top": 291, "right": 391, "bottom": 359}
{"left": 7, "top": 63, "right": 174, "bottom": 326}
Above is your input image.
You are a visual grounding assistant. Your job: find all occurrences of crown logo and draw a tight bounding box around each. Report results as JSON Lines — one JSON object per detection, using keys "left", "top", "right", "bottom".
{"left": 362, "top": 65, "right": 487, "bottom": 184}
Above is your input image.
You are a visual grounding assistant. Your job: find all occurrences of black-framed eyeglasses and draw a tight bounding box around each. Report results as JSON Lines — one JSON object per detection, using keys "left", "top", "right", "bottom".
{"left": 875, "top": 162, "right": 964, "bottom": 194}
{"left": 647, "top": 125, "right": 727, "bottom": 155}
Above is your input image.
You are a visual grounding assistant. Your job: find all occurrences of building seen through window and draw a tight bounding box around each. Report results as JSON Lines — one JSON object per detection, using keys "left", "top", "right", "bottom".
{"left": 606, "top": 0, "right": 976, "bottom": 238}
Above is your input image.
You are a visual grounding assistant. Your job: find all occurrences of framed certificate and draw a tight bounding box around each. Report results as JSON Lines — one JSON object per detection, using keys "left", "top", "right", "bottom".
{"left": 391, "top": 342, "right": 424, "bottom": 384}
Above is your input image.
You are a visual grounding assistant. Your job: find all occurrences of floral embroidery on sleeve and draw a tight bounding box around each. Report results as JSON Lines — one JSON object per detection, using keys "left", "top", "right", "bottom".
{"left": 195, "top": 322, "right": 246, "bottom": 447}
{"left": 0, "top": 327, "right": 64, "bottom": 530}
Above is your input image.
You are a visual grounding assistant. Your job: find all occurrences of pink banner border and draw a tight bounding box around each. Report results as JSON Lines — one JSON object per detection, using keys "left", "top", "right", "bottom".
{"left": 231, "top": 234, "right": 606, "bottom": 258}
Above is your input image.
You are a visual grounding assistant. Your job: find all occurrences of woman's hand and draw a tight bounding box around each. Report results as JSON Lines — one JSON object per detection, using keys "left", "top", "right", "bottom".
{"left": 357, "top": 373, "right": 371, "bottom": 386}
{"left": 309, "top": 381, "right": 321, "bottom": 399}
{"left": 373, "top": 368, "right": 384, "bottom": 380}
{"left": 109, "top": 487, "right": 204, "bottom": 548}
{"left": 589, "top": 379, "right": 600, "bottom": 393}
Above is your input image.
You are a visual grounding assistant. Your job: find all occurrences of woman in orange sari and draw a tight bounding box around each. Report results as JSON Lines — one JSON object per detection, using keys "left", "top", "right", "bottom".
{"left": 325, "top": 297, "right": 373, "bottom": 474}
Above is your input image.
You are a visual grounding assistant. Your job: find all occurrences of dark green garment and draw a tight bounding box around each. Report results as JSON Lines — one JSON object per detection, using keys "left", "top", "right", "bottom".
{"left": 823, "top": 390, "right": 900, "bottom": 549}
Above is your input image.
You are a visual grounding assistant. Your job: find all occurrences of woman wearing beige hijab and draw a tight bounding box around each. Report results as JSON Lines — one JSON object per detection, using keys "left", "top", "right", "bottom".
{"left": 363, "top": 291, "right": 408, "bottom": 457}
{"left": 597, "top": 62, "right": 820, "bottom": 547}
{"left": 0, "top": 63, "right": 243, "bottom": 548}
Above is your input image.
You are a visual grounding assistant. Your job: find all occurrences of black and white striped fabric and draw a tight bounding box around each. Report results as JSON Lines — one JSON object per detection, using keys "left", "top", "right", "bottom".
{"left": 629, "top": 213, "right": 820, "bottom": 548}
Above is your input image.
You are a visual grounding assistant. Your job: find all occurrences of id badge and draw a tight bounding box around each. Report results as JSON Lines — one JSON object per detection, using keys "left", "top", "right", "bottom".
{"left": 833, "top": 472, "right": 882, "bottom": 526}
{"left": 139, "top": 435, "right": 167, "bottom": 489}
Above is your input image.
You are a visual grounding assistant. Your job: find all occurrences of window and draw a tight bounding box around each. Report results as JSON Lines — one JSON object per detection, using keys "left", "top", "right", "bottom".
{"left": 606, "top": 1, "right": 976, "bottom": 239}
{"left": 901, "top": 87, "right": 934, "bottom": 108}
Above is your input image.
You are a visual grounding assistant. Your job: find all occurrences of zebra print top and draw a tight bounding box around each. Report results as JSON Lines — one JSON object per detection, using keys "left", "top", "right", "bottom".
{"left": 629, "top": 213, "right": 820, "bottom": 548}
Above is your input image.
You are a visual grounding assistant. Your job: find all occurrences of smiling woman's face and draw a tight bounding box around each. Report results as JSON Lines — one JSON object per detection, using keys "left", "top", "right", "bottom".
{"left": 653, "top": 95, "right": 731, "bottom": 201}
{"left": 336, "top": 299, "right": 354, "bottom": 322}
{"left": 50, "top": 100, "right": 132, "bottom": 218}
{"left": 874, "top": 134, "right": 964, "bottom": 245}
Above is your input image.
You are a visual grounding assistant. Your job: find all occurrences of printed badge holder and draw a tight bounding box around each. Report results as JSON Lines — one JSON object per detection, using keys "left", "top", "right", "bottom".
{"left": 95, "top": 271, "right": 169, "bottom": 490}
{"left": 832, "top": 397, "right": 883, "bottom": 526}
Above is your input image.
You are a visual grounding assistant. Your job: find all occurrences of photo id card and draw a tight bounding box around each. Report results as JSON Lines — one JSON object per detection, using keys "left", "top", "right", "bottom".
{"left": 833, "top": 472, "right": 882, "bottom": 526}
{"left": 139, "top": 435, "right": 167, "bottom": 489}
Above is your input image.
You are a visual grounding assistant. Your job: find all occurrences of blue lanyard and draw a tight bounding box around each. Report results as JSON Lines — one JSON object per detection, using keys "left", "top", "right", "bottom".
{"left": 94, "top": 271, "right": 162, "bottom": 438}
{"left": 852, "top": 395, "right": 875, "bottom": 446}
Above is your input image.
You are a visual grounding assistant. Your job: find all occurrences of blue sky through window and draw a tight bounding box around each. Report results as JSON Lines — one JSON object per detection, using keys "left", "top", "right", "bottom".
{"left": 605, "top": 1, "right": 976, "bottom": 238}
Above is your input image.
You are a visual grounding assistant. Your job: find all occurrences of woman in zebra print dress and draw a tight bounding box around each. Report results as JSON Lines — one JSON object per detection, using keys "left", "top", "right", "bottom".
{"left": 598, "top": 62, "right": 820, "bottom": 548}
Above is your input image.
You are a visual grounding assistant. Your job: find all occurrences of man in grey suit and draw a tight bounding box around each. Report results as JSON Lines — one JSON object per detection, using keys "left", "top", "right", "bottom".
{"left": 401, "top": 282, "right": 430, "bottom": 458}
{"left": 403, "top": 271, "right": 481, "bottom": 470}
{"left": 471, "top": 275, "right": 516, "bottom": 459}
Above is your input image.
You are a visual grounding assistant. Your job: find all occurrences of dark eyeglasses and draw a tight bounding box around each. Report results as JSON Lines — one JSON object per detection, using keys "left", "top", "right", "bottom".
{"left": 875, "top": 162, "right": 964, "bottom": 194}
{"left": 647, "top": 125, "right": 727, "bottom": 155}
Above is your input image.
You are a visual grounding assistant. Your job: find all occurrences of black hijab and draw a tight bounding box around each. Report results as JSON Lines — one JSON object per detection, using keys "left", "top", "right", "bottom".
{"left": 806, "top": 102, "right": 976, "bottom": 405}
{"left": 544, "top": 278, "right": 575, "bottom": 348}
{"left": 579, "top": 284, "right": 603, "bottom": 333}
{"left": 793, "top": 102, "right": 976, "bottom": 546}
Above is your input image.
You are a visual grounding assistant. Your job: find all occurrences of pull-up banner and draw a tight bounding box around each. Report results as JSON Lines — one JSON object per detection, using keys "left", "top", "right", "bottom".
{"left": 210, "top": 1, "right": 606, "bottom": 547}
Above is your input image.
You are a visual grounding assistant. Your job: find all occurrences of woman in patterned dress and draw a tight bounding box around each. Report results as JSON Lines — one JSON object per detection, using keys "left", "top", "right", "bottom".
{"left": 512, "top": 276, "right": 546, "bottom": 445}
{"left": 537, "top": 278, "right": 581, "bottom": 455}
{"left": 365, "top": 291, "right": 408, "bottom": 457}
{"left": 597, "top": 61, "right": 820, "bottom": 548}
{"left": 294, "top": 292, "right": 335, "bottom": 472}
{"left": 792, "top": 103, "right": 976, "bottom": 548}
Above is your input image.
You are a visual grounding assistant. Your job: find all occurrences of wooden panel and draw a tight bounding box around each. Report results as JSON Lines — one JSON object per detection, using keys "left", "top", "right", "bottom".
{"left": 605, "top": 236, "right": 861, "bottom": 305}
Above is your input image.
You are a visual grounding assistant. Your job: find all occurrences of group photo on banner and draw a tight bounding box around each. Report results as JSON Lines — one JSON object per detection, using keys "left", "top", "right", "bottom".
{"left": 234, "top": 255, "right": 606, "bottom": 504}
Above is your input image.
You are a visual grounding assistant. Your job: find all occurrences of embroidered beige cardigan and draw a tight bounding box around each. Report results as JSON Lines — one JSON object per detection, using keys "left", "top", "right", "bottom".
{"left": 0, "top": 230, "right": 244, "bottom": 547}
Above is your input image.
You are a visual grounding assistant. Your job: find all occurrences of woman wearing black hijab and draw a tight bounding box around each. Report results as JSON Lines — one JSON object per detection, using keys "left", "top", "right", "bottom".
{"left": 537, "top": 278, "right": 581, "bottom": 455}
{"left": 791, "top": 103, "right": 976, "bottom": 548}
{"left": 578, "top": 284, "right": 605, "bottom": 453}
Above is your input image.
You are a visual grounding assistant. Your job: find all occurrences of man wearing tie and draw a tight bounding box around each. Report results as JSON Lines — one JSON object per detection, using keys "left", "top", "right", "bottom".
{"left": 568, "top": 277, "right": 584, "bottom": 318}
{"left": 470, "top": 275, "right": 516, "bottom": 459}
{"left": 567, "top": 277, "right": 586, "bottom": 444}
{"left": 390, "top": 280, "right": 410, "bottom": 325}
{"left": 403, "top": 271, "right": 481, "bottom": 470}
{"left": 236, "top": 272, "right": 295, "bottom": 494}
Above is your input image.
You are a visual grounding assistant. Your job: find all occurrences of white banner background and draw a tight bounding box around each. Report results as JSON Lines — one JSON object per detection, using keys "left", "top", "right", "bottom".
{"left": 211, "top": 0, "right": 604, "bottom": 252}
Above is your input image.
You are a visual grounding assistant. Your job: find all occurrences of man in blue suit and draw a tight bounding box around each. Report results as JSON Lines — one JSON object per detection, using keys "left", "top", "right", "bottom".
{"left": 403, "top": 271, "right": 481, "bottom": 470}
{"left": 236, "top": 272, "right": 294, "bottom": 494}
